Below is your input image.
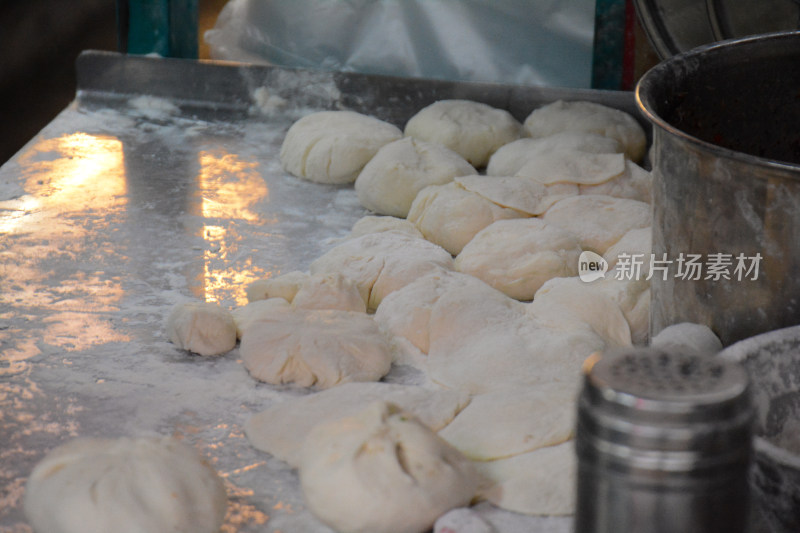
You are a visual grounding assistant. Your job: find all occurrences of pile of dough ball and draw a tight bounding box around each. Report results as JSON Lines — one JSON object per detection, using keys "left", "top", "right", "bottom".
{"left": 155, "top": 98, "right": 718, "bottom": 532}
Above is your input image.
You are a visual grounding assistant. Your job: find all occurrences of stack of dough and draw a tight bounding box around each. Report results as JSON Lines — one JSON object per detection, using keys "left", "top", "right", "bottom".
{"left": 158, "top": 98, "right": 659, "bottom": 529}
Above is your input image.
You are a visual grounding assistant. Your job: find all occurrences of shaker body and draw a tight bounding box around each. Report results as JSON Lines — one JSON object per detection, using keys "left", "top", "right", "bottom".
{"left": 574, "top": 348, "right": 753, "bottom": 533}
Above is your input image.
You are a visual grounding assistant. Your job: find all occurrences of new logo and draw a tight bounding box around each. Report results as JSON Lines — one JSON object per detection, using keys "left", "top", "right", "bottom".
{"left": 579, "top": 251, "right": 608, "bottom": 282}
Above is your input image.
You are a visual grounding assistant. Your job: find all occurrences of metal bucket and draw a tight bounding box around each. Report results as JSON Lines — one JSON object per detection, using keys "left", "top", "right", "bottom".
{"left": 636, "top": 31, "right": 800, "bottom": 346}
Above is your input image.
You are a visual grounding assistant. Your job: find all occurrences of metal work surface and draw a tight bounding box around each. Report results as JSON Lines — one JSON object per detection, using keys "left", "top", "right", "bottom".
{"left": 0, "top": 51, "right": 643, "bottom": 532}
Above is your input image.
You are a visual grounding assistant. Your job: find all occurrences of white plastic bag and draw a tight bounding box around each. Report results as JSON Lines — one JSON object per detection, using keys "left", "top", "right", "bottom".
{"left": 205, "top": 0, "right": 595, "bottom": 88}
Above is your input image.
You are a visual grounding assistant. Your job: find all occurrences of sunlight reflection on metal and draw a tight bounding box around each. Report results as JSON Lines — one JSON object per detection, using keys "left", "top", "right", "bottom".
{"left": 20, "top": 132, "right": 128, "bottom": 213}
{"left": 198, "top": 151, "right": 267, "bottom": 223}
{"left": 1, "top": 132, "right": 130, "bottom": 354}
{"left": 196, "top": 151, "right": 270, "bottom": 305}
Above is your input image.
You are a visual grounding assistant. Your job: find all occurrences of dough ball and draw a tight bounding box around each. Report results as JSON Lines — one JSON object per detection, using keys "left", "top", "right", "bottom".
{"left": 486, "top": 132, "right": 623, "bottom": 177}
{"left": 166, "top": 301, "right": 237, "bottom": 356}
{"left": 531, "top": 276, "right": 632, "bottom": 348}
{"left": 475, "top": 440, "right": 576, "bottom": 516}
{"left": 349, "top": 215, "right": 423, "bottom": 239}
{"left": 580, "top": 160, "right": 653, "bottom": 203}
{"left": 240, "top": 307, "right": 392, "bottom": 389}
{"left": 245, "top": 382, "right": 470, "bottom": 467}
{"left": 280, "top": 110, "right": 402, "bottom": 184}
{"left": 245, "top": 270, "right": 310, "bottom": 303}
{"left": 543, "top": 195, "right": 651, "bottom": 255}
{"left": 374, "top": 271, "right": 499, "bottom": 356}
{"left": 650, "top": 322, "right": 722, "bottom": 355}
{"left": 407, "top": 181, "right": 529, "bottom": 255}
{"left": 404, "top": 100, "right": 522, "bottom": 167}
{"left": 309, "top": 231, "right": 454, "bottom": 311}
{"left": 523, "top": 100, "right": 647, "bottom": 162}
{"left": 455, "top": 218, "right": 582, "bottom": 300}
{"left": 438, "top": 383, "right": 577, "bottom": 461}
{"left": 299, "top": 402, "right": 479, "bottom": 533}
{"left": 231, "top": 297, "right": 291, "bottom": 338}
{"left": 427, "top": 271, "right": 529, "bottom": 351}
{"left": 355, "top": 137, "right": 477, "bottom": 218}
{"left": 427, "top": 319, "right": 604, "bottom": 394}
{"left": 24, "top": 436, "right": 227, "bottom": 533}
{"left": 427, "top": 287, "right": 603, "bottom": 394}
{"left": 291, "top": 272, "right": 366, "bottom": 313}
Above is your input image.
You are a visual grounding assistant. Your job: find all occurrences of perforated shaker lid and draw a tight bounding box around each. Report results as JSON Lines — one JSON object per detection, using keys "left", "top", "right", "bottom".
{"left": 577, "top": 347, "right": 753, "bottom": 474}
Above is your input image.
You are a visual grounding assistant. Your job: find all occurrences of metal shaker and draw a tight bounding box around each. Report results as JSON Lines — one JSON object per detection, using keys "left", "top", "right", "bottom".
{"left": 574, "top": 347, "right": 753, "bottom": 533}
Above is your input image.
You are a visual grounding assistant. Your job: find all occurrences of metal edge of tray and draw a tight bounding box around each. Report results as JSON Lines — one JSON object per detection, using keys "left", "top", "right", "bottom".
{"left": 75, "top": 50, "right": 646, "bottom": 131}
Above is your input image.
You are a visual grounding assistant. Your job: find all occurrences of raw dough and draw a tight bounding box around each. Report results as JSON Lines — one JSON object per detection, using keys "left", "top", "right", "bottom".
{"left": 434, "top": 508, "right": 496, "bottom": 533}
{"left": 309, "top": 230, "right": 454, "bottom": 311}
{"left": 426, "top": 288, "right": 604, "bottom": 393}
{"left": 166, "top": 301, "right": 237, "bottom": 356}
{"left": 475, "top": 440, "right": 576, "bottom": 516}
{"left": 486, "top": 132, "right": 623, "bottom": 177}
{"left": 603, "top": 226, "right": 652, "bottom": 269}
{"left": 438, "top": 383, "right": 577, "bottom": 461}
{"left": 299, "top": 402, "right": 479, "bottom": 533}
{"left": 543, "top": 194, "right": 651, "bottom": 255}
{"left": 580, "top": 160, "right": 653, "bottom": 203}
{"left": 531, "top": 276, "right": 633, "bottom": 348}
{"left": 591, "top": 269, "right": 651, "bottom": 345}
{"left": 355, "top": 137, "right": 477, "bottom": 218}
{"left": 407, "top": 181, "right": 529, "bottom": 255}
{"left": 231, "top": 297, "right": 291, "bottom": 338}
{"left": 280, "top": 110, "right": 402, "bottom": 184}
{"left": 245, "top": 381, "right": 470, "bottom": 467}
{"left": 404, "top": 99, "right": 522, "bottom": 167}
{"left": 24, "top": 436, "right": 227, "bottom": 533}
{"left": 650, "top": 322, "right": 723, "bottom": 355}
{"left": 523, "top": 100, "right": 647, "bottom": 162}
{"left": 455, "top": 218, "right": 582, "bottom": 300}
{"left": 514, "top": 151, "right": 627, "bottom": 186}
{"left": 374, "top": 271, "right": 502, "bottom": 356}
{"left": 245, "top": 270, "right": 310, "bottom": 303}
{"left": 291, "top": 272, "right": 367, "bottom": 312}
{"left": 349, "top": 215, "right": 423, "bottom": 239}
{"left": 239, "top": 307, "right": 392, "bottom": 389}
{"left": 454, "top": 175, "right": 571, "bottom": 216}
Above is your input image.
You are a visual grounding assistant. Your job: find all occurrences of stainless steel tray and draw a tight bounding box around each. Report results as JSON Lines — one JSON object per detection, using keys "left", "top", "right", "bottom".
{"left": 0, "top": 51, "right": 640, "bottom": 532}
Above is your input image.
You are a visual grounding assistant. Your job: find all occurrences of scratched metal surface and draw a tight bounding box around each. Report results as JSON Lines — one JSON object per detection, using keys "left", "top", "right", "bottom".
{"left": 0, "top": 51, "right": 644, "bottom": 532}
